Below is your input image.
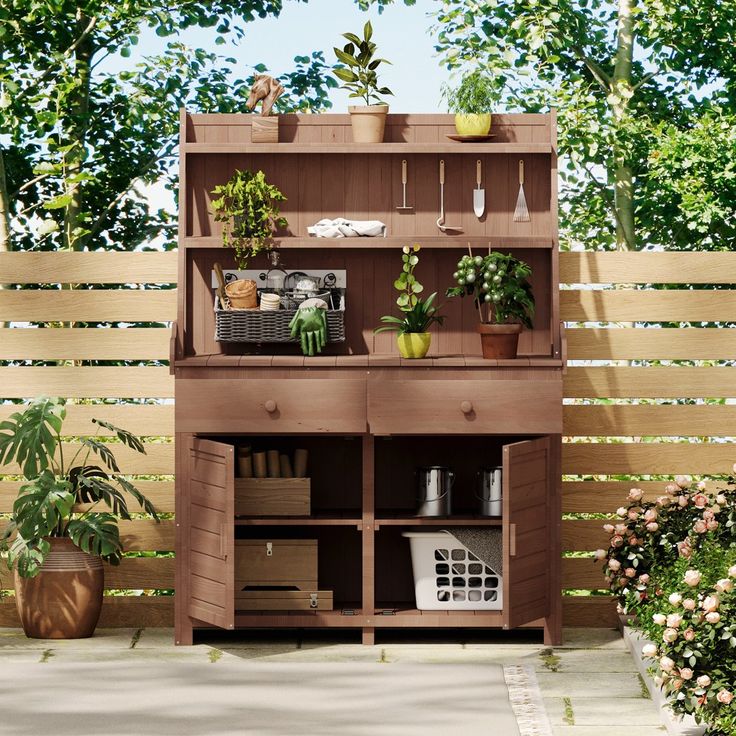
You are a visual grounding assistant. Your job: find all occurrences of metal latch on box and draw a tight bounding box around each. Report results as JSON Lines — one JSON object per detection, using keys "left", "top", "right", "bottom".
{"left": 266, "top": 542, "right": 273, "bottom": 557}
{"left": 309, "top": 593, "right": 318, "bottom": 609}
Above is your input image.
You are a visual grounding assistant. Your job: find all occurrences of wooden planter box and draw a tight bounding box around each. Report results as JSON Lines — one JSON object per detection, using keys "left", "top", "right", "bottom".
{"left": 235, "top": 539, "right": 317, "bottom": 589}
{"left": 234, "top": 478, "right": 311, "bottom": 517}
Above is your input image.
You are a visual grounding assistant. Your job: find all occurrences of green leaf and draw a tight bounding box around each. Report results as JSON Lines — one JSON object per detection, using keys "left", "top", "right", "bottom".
{"left": 92, "top": 419, "right": 146, "bottom": 454}
{"left": 333, "top": 68, "right": 358, "bottom": 83}
{"left": 81, "top": 439, "right": 120, "bottom": 473}
{"left": 364, "top": 20, "right": 373, "bottom": 41}
{"left": 334, "top": 48, "right": 359, "bottom": 67}
{"left": 67, "top": 513, "right": 123, "bottom": 564}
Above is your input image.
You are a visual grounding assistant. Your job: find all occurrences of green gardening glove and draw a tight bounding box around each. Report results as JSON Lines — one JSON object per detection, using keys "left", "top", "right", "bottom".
{"left": 289, "top": 306, "right": 327, "bottom": 356}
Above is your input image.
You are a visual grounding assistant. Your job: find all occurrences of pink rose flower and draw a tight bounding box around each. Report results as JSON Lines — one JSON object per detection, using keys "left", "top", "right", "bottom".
{"left": 627, "top": 508, "right": 640, "bottom": 521}
{"left": 594, "top": 549, "right": 607, "bottom": 561}
{"left": 644, "top": 508, "right": 658, "bottom": 522}
{"left": 717, "top": 690, "right": 734, "bottom": 705}
{"left": 603, "top": 524, "right": 615, "bottom": 534}
{"left": 646, "top": 522, "right": 659, "bottom": 532}
{"left": 683, "top": 628, "right": 696, "bottom": 642}
{"left": 657, "top": 495, "right": 671, "bottom": 507}
{"left": 665, "top": 483, "right": 679, "bottom": 495}
{"left": 693, "top": 493, "right": 708, "bottom": 508}
{"left": 663, "top": 628, "right": 678, "bottom": 643}
{"left": 697, "top": 675, "right": 711, "bottom": 688}
{"left": 628, "top": 536, "right": 640, "bottom": 546}
{"left": 642, "top": 643, "right": 658, "bottom": 657}
{"left": 729, "top": 565, "right": 736, "bottom": 579}
{"left": 615, "top": 523, "right": 627, "bottom": 535}
{"left": 666, "top": 613, "right": 682, "bottom": 628}
{"left": 660, "top": 656, "right": 675, "bottom": 672}
{"left": 675, "top": 475, "right": 692, "bottom": 489}
{"left": 716, "top": 494, "right": 727, "bottom": 505}
{"left": 616, "top": 506, "right": 628, "bottom": 517}
{"left": 732, "top": 462, "right": 736, "bottom": 474}
{"left": 680, "top": 668, "right": 694, "bottom": 680}
{"left": 653, "top": 613, "right": 666, "bottom": 625}
{"left": 705, "top": 612, "right": 721, "bottom": 624}
{"left": 611, "top": 535, "right": 624, "bottom": 548}
{"left": 639, "top": 574, "right": 650, "bottom": 584}
{"left": 697, "top": 480, "right": 707, "bottom": 491}
{"left": 684, "top": 570, "right": 702, "bottom": 587}
{"left": 629, "top": 487, "right": 644, "bottom": 501}
{"left": 678, "top": 496, "right": 689, "bottom": 508}
{"left": 702, "top": 595, "right": 720, "bottom": 612}
{"left": 608, "top": 559, "right": 621, "bottom": 572}
{"left": 668, "top": 593, "right": 682, "bottom": 607}
{"left": 683, "top": 599, "right": 696, "bottom": 611}
{"left": 693, "top": 520, "right": 707, "bottom": 534}
{"left": 678, "top": 540, "right": 693, "bottom": 558}
{"left": 715, "top": 578, "right": 733, "bottom": 594}
{"left": 706, "top": 520, "right": 719, "bottom": 531}
{"left": 625, "top": 567, "right": 637, "bottom": 579}
{"left": 671, "top": 678, "right": 683, "bottom": 690}
{"left": 703, "top": 509, "right": 715, "bottom": 521}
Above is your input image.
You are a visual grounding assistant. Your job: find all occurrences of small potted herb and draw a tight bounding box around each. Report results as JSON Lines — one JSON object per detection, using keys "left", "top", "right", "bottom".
{"left": 375, "top": 245, "right": 444, "bottom": 359}
{"left": 333, "top": 21, "right": 393, "bottom": 143}
{"left": 0, "top": 397, "right": 159, "bottom": 639}
{"left": 441, "top": 71, "right": 500, "bottom": 137}
{"left": 447, "top": 251, "right": 534, "bottom": 358}
{"left": 211, "top": 169, "right": 288, "bottom": 268}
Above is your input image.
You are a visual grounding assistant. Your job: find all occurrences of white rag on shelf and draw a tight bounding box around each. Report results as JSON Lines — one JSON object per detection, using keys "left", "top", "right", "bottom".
{"left": 307, "top": 217, "right": 386, "bottom": 238}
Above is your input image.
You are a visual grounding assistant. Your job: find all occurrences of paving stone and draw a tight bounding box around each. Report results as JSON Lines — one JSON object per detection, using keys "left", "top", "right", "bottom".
{"left": 536, "top": 671, "right": 645, "bottom": 699}
{"left": 566, "top": 698, "right": 663, "bottom": 726}
{"left": 534, "top": 649, "right": 638, "bottom": 674}
{"left": 553, "top": 728, "right": 666, "bottom": 736}
{"left": 557, "top": 628, "right": 626, "bottom": 650}
{"left": 0, "top": 628, "right": 137, "bottom": 649}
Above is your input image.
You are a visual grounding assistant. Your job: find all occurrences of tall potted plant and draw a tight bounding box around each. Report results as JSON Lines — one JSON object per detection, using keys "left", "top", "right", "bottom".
{"left": 211, "top": 169, "right": 288, "bottom": 268}
{"left": 447, "top": 251, "right": 534, "bottom": 358}
{"left": 375, "top": 245, "right": 444, "bottom": 359}
{"left": 333, "top": 21, "right": 393, "bottom": 144}
{"left": 441, "top": 71, "right": 499, "bottom": 137}
{"left": 0, "top": 397, "right": 158, "bottom": 639}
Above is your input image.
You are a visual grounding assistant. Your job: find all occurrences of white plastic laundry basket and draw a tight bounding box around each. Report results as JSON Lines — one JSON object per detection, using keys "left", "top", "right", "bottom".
{"left": 403, "top": 531, "right": 503, "bottom": 611}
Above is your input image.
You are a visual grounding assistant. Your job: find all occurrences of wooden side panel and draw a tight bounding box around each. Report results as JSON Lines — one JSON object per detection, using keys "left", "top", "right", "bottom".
{"left": 503, "top": 437, "right": 550, "bottom": 630}
{"left": 187, "top": 437, "right": 234, "bottom": 629}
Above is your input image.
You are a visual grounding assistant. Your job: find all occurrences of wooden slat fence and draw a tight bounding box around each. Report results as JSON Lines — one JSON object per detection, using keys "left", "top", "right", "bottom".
{"left": 1, "top": 250, "right": 734, "bottom": 629}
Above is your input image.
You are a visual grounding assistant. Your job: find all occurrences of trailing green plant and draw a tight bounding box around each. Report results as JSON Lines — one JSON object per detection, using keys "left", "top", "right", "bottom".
{"left": 211, "top": 169, "right": 287, "bottom": 268}
{"left": 0, "top": 397, "right": 158, "bottom": 578}
{"left": 333, "top": 20, "right": 393, "bottom": 106}
{"left": 441, "top": 70, "right": 500, "bottom": 114}
{"left": 375, "top": 245, "right": 444, "bottom": 335}
{"left": 447, "top": 251, "right": 534, "bottom": 327}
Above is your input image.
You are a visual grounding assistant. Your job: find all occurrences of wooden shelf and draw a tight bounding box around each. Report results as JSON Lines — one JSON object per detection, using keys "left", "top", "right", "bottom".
{"left": 183, "top": 142, "right": 553, "bottom": 155}
{"left": 375, "top": 516, "right": 501, "bottom": 528}
{"left": 234, "top": 607, "right": 365, "bottom": 627}
{"left": 234, "top": 515, "right": 362, "bottom": 527}
{"left": 371, "top": 606, "right": 505, "bottom": 627}
{"left": 181, "top": 236, "right": 555, "bottom": 250}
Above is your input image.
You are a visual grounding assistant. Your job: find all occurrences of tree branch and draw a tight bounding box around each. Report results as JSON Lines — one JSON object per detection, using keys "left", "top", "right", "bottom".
{"left": 572, "top": 46, "right": 612, "bottom": 90}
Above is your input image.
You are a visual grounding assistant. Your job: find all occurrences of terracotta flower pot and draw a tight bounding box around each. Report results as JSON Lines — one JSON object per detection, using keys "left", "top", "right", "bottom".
{"left": 477, "top": 323, "right": 522, "bottom": 359}
{"left": 14, "top": 537, "right": 104, "bottom": 639}
{"left": 348, "top": 105, "right": 389, "bottom": 143}
{"left": 454, "top": 113, "right": 491, "bottom": 136}
{"left": 397, "top": 332, "right": 431, "bottom": 359}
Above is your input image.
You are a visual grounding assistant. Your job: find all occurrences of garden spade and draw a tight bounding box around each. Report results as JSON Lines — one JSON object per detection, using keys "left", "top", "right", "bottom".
{"left": 473, "top": 159, "right": 485, "bottom": 218}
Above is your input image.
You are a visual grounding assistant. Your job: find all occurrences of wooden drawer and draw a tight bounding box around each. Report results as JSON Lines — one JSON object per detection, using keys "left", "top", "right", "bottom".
{"left": 235, "top": 590, "right": 333, "bottom": 611}
{"left": 368, "top": 378, "right": 562, "bottom": 435}
{"left": 176, "top": 378, "right": 367, "bottom": 433}
{"left": 235, "top": 539, "right": 317, "bottom": 589}
{"left": 234, "top": 478, "right": 311, "bottom": 517}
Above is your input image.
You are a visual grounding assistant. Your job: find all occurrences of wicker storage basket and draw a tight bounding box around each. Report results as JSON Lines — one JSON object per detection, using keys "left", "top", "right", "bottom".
{"left": 215, "top": 298, "right": 345, "bottom": 344}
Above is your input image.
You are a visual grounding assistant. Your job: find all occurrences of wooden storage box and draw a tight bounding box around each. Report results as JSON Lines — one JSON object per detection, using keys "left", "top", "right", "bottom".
{"left": 235, "top": 478, "right": 311, "bottom": 516}
{"left": 235, "top": 590, "right": 333, "bottom": 611}
{"left": 235, "top": 539, "right": 317, "bottom": 589}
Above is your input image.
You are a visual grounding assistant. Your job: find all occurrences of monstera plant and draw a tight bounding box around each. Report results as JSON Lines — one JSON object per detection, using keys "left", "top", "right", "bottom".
{"left": 0, "top": 397, "right": 158, "bottom": 639}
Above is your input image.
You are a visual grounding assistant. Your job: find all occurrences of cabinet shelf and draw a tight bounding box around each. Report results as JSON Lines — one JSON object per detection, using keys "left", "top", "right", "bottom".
{"left": 234, "top": 515, "right": 362, "bottom": 527}
{"left": 375, "top": 516, "right": 502, "bottom": 528}
{"left": 183, "top": 142, "right": 553, "bottom": 155}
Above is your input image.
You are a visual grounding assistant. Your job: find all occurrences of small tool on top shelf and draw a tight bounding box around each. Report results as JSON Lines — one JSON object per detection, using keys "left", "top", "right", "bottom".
{"left": 246, "top": 74, "right": 284, "bottom": 143}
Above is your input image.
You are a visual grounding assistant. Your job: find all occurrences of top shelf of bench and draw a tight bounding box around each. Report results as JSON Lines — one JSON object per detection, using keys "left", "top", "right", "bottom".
{"left": 182, "top": 142, "right": 554, "bottom": 155}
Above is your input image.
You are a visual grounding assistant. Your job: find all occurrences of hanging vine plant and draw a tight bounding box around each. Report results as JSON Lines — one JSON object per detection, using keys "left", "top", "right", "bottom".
{"left": 211, "top": 169, "right": 288, "bottom": 268}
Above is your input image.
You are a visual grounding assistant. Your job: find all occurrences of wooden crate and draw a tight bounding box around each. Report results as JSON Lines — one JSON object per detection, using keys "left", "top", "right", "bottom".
{"left": 235, "top": 539, "right": 317, "bottom": 589}
{"left": 235, "top": 589, "right": 333, "bottom": 611}
{"left": 234, "top": 477, "right": 311, "bottom": 516}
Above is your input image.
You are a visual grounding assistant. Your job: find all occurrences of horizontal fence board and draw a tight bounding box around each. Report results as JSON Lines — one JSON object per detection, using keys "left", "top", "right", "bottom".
{"left": 564, "top": 367, "right": 736, "bottom": 398}
{"left": 567, "top": 328, "right": 736, "bottom": 360}
{"left": 105, "top": 557, "right": 174, "bottom": 589}
{"left": 0, "top": 252, "right": 177, "bottom": 285}
{"left": 0, "top": 328, "right": 170, "bottom": 360}
{"left": 564, "top": 404, "right": 736, "bottom": 437}
{"left": 0, "top": 442, "right": 174, "bottom": 476}
{"left": 560, "top": 252, "right": 736, "bottom": 284}
{"left": 563, "top": 519, "right": 611, "bottom": 551}
{"left": 0, "top": 403, "right": 174, "bottom": 438}
{"left": 562, "top": 480, "right": 720, "bottom": 514}
{"left": 563, "top": 442, "right": 736, "bottom": 475}
{"left": 0, "top": 368, "right": 174, "bottom": 398}
{"left": 0, "top": 596, "right": 174, "bottom": 628}
{"left": 563, "top": 558, "right": 607, "bottom": 590}
{"left": 561, "top": 289, "right": 736, "bottom": 322}
{"left": 562, "top": 596, "right": 618, "bottom": 627}
{"left": 0, "top": 480, "right": 174, "bottom": 514}
{"left": 0, "top": 289, "right": 177, "bottom": 322}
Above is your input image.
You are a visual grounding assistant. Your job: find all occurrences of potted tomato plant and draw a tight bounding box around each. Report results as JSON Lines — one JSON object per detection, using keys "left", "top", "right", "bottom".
{"left": 0, "top": 397, "right": 158, "bottom": 639}
{"left": 375, "top": 245, "right": 444, "bottom": 359}
{"left": 447, "top": 251, "right": 534, "bottom": 358}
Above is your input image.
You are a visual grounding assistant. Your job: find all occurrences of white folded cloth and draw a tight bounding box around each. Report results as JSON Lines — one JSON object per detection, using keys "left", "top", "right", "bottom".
{"left": 307, "top": 217, "right": 386, "bottom": 238}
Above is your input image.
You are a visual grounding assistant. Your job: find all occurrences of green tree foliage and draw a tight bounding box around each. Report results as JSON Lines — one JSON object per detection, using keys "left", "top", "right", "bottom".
{"left": 432, "top": 0, "right": 736, "bottom": 251}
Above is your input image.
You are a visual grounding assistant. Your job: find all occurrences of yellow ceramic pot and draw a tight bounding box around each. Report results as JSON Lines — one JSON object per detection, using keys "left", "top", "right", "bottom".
{"left": 454, "top": 113, "right": 491, "bottom": 136}
{"left": 397, "top": 332, "right": 431, "bottom": 359}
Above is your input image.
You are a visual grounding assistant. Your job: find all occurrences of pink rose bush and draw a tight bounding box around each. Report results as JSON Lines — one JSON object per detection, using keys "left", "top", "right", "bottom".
{"left": 595, "top": 473, "right": 736, "bottom": 734}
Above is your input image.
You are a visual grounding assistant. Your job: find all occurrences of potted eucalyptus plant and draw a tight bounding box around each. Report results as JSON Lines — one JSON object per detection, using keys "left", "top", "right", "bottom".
{"left": 447, "top": 251, "right": 534, "bottom": 358}
{"left": 441, "top": 70, "right": 500, "bottom": 137}
{"left": 0, "top": 397, "right": 158, "bottom": 639}
{"left": 211, "top": 168, "right": 288, "bottom": 268}
{"left": 375, "top": 245, "right": 444, "bottom": 359}
{"left": 333, "top": 21, "right": 393, "bottom": 143}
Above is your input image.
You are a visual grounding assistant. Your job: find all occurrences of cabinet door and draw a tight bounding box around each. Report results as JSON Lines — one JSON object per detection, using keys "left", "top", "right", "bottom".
{"left": 186, "top": 437, "right": 234, "bottom": 630}
{"left": 502, "top": 436, "right": 551, "bottom": 630}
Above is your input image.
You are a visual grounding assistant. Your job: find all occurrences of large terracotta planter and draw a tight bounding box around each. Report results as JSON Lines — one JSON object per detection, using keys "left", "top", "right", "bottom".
{"left": 397, "top": 332, "right": 431, "bottom": 359}
{"left": 477, "top": 323, "right": 522, "bottom": 359}
{"left": 349, "top": 105, "right": 389, "bottom": 143}
{"left": 14, "top": 537, "right": 104, "bottom": 639}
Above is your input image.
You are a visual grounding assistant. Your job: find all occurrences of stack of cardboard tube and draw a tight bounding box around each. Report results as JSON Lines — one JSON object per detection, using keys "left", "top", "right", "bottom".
{"left": 237, "top": 446, "right": 308, "bottom": 479}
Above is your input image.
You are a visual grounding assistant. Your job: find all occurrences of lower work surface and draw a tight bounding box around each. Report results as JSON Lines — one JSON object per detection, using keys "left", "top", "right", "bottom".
{"left": 0, "top": 627, "right": 666, "bottom": 736}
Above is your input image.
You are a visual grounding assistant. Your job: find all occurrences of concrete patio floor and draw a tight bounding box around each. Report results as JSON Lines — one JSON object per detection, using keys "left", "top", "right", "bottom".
{"left": 0, "top": 627, "right": 666, "bottom": 736}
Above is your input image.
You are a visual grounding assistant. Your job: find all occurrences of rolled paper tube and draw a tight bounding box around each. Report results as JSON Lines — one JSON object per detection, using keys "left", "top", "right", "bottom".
{"left": 267, "top": 450, "right": 280, "bottom": 478}
{"left": 252, "top": 451, "right": 267, "bottom": 479}
{"left": 279, "top": 454, "right": 293, "bottom": 478}
{"left": 237, "top": 454, "right": 253, "bottom": 478}
{"left": 293, "top": 448, "right": 308, "bottom": 478}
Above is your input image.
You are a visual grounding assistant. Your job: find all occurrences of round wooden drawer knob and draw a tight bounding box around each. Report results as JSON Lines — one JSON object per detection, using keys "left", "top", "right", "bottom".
{"left": 264, "top": 400, "right": 278, "bottom": 414}
{"left": 460, "top": 401, "right": 473, "bottom": 415}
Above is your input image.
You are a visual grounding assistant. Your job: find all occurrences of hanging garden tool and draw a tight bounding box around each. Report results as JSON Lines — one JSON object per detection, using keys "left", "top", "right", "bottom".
{"left": 436, "top": 159, "right": 463, "bottom": 233}
{"left": 473, "top": 159, "right": 485, "bottom": 219}
{"left": 513, "top": 159, "right": 530, "bottom": 222}
{"left": 395, "top": 159, "right": 414, "bottom": 213}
